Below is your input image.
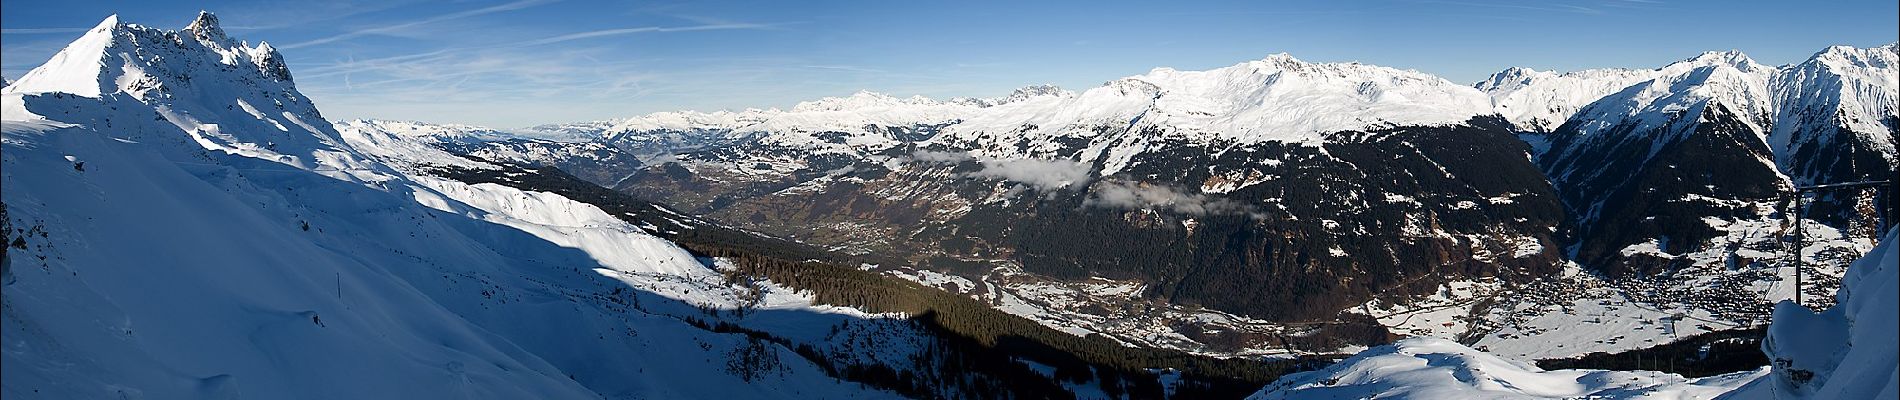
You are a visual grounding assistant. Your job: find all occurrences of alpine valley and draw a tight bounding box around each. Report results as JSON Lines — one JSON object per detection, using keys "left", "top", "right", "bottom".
{"left": 2, "top": 12, "right": 1894, "bottom": 400}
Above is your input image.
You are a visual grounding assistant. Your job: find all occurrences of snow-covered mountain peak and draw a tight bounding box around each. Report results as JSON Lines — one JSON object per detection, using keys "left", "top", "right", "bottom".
{"left": 1664, "top": 50, "right": 1769, "bottom": 75}
{"left": 1117, "top": 53, "right": 1495, "bottom": 137}
{"left": 947, "top": 84, "right": 1073, "bottom": 107}
{"left": 920, "top": 53, "right": 1503, "bottom": 175}
{"left": 1494, "top": 66, "right": 1541, "bottom": 78}
{"left": 1475, "top": 65, "right": 1667, "bottom": 132}
{"left": 1799, "top": 43, "right": 1898, "bottom": 84}
{"left": 11, "top": 13, "right": 299, "bottom": 99}
{"left": 4, "top": 15, "right": 123, "bottom": 97}
{"left": 1257, "top": 52, "right": 1302, "bottom": 64}
{"left": 1009, "top": 84, "right": 1068, "bottom": 97}
{"left": 546, "top": 52, "right": 1508, "bottom": 158}
{"left": 1812, "top": 43, "right": 1898, "bottom": 67}
{"left": 1479, "top": 45, "right": 1898, "bottom": 136}
{"left": 182, "top": 10, "right": 231, "bottom": 45}
{"left": 998, "top": 84, "right": 1072, "bottom": 103}
{"left": 1767, "top": 43, "right": 1899, "bottom": 182}
{"left": 338, "top": 119, "right": 511, "bottom": 142}
{"left": 6, "top": 13, "right": 377, "bottom": 181}
{"left": 1136, "top": 52, "right": 1451, "bottom": 87}
{"left": 1569, "top": 59, "right": 1775, "bottom": 137}
{"left": 606, "top": 109, "right": 771, "bottom": 133}
{"left": 1476, "top": 66, "right": 1551, "bottom": 89}
{"left": 3, "top": 13, "right": 922, "bottom": 399}
{"left": 1476, "top": 51, "right": 1777, "bottom": 134}
{"left": 790, "top": 90, "right": 951, "bottom": 112}
{"left": 1513, "top": 49, "right": 1786, "bottom": 142}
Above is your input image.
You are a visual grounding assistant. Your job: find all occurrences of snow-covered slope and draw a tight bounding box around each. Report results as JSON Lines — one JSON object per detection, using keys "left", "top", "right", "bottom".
{"left": 1476, "top": 50, "right": 1782, "bottom": 135}
{"left": 1247, "top": 337, "right": 1764, "bottom": 399}
{"left": 1504, "top": 45, "right": 1896, "bottom": 186}
{"left": 1477, "top": 66, "right": 1660, "bottom": 133}
{"left": 1521, "top": 45, "right": 1892, "bottom": 284}
{"left": 1724, "top": 228, "right": 1898, "bottom": 399}
{"left": 2, "top": 13, "right": 902, "bottom": 399}
{"left": 331, "top": 119, "right": 502, "bottom": 169}
{"left": 1541, "top": 51, "right": 1778, "bottom": 189}
{"left": 4, "top": 12, "right": 373, "bottom": 181}
{"left": 1768, "top": 44, "right": 1900, "bottom": 187}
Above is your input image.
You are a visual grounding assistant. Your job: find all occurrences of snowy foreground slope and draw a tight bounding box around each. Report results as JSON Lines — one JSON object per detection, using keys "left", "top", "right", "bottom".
{"left": 2, "top": 14, "right": 903, "bottom": 399}
{"left": 1724, "top": 228, "right": 1898, "bottom": 399}
{"left": 1247, "top": 337, "right": 1764, "bottom": 399}
{"left": 1249, "top": 229, "right": 1897, "bottom": 399}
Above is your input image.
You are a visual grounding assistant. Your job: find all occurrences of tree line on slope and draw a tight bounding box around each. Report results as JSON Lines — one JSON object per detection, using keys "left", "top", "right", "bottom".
{"left": 1536, "top": 328, "right": 1768, "bottom": 378}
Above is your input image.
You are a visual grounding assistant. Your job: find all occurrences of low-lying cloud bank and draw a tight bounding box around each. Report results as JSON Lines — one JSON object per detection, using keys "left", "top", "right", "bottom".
{"left": 910, "top": 150, "right": 1091, "bottom": 191}
{"left": 1085, "top": 181, "right": 1264, "bottom": 218}
{"left": 969, "top": 158, "right": 1091, "bottom": 191}
{"left": 908, "top": 151, "right": 1261, "bottom": 217}
{"left": 910, "top": 150, "right": 974, "bottom": 164}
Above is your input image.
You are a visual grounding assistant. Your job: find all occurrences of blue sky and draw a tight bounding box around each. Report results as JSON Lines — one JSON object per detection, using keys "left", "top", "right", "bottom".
{"left": 3, "top": 0, "right": 1896, "bottom": 127}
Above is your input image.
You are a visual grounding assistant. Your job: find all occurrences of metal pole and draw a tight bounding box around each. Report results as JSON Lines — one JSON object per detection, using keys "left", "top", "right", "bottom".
{"left": 1793, "top": 192, "right": 1804, "bottom": 308}
{"left": 1877, "top": 179, "right": 1892, "bottom": 233}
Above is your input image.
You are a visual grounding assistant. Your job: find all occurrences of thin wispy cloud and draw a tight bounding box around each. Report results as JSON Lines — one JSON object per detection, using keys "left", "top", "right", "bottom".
{"left": 298, "top": 20, "right": 777, "bottom": 86}
{"left": 1086, "top": 181, "right": 1264, "bottom": 218}
{"left": 1601, "top": 0, "right": 1668, "bottom": 9}
{"left": 1, "top": 27, "right": 90, "bottom": 34}
{"left": 1409, "top": 0, "right": 1602, "bottom": 15}
{"left": 280, "top": 0, "right": 554, "bottom": 49}
{"left": 208, "top": 0, "right": 420, "bottom": 31}
{"left": 803, "top": 65, "right": 886, "bottom": 74}
{"left": 514, "top": 23, "right": 770, "bottom": 46}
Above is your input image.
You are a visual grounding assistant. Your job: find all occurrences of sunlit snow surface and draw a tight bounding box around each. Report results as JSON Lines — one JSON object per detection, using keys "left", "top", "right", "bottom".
{"left": 1249, "top": 337, "right": 1765, "bottom": 400}
{"left": 2, "top": 14, "right": 906, "bottom": 399}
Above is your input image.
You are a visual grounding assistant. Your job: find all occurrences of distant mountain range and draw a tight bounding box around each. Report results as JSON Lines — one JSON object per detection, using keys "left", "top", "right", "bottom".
{"left": 345, "top": 40, "right": 1895, "bottom": 357}
{"left": 3, "top": 11, "right": 1892, "bottom": 400}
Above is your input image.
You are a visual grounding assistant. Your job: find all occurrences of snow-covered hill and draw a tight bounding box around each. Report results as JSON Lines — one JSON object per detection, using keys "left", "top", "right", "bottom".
{"left": 2, "top": 13, "right": 911, "bottom": 399}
